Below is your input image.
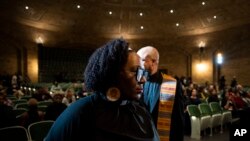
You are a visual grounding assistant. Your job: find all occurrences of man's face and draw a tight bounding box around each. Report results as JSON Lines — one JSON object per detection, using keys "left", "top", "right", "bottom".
{"left": 140, "top": 56, "right": 155, "bottom": 75}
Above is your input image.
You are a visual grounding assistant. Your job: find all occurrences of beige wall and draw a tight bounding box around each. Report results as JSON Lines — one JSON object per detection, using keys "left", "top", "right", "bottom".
{"left": 26, "top": 44, "right": 38, "bottom": 83}
{"left": 0, "top": 37, "right": 39, "bottom": 83}
{"left": 1, "top": 33, "right": 250, "bottom": 86}
{"left": 191, "top": 52, "right": 214, "bottom": 84}
{"left": 0, "top": 44, "right": 18, "bottom": 75}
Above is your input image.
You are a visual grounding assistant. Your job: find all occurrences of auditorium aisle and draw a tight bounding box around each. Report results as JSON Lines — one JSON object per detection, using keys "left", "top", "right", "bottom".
{"left": 184, "top": 129, "right": 229, "bottom": 141}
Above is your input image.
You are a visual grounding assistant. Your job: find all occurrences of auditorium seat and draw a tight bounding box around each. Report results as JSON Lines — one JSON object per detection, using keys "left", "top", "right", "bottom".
{"left": 199, "top": 103, "right": 222, "bottom": 136}
{"left": 0, "top": 126, "right": 30, "bottom": 141}
{"left": 28, "top": 120, "right": 54, "bottom": 141}
{"left": 187, "top": 105, "right": 211, "bottom": 140}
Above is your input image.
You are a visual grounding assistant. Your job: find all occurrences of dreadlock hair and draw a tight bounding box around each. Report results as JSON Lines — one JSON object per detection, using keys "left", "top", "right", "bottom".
{"left": 84, "top": 38, "right": 129, "bottom": 94}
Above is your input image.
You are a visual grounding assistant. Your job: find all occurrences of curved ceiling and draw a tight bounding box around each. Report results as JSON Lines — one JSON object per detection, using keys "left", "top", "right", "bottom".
{"left": 0, "top": 0, "right": 250, "bottom": 50}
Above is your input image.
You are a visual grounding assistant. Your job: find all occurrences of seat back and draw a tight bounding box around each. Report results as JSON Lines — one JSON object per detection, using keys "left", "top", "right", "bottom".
{"left": 187, "top": 105, "right": 201, "bottom": 117}
{"left": 209, "top": 102, "right": 222, "bottom": 114}
{"left": 38, "top": 101, "right": 53, "bottom": 107}
{"left": 21, "top": 95, "right": 32, "bottom": 101}
{"left": 198, "top": 103, "right": 212, "bottom": 116}
{"left": 28, "top": 120, "right": 54, "bottom": 141}
{"left": 38, "top": 105, "right": 48, "bottom": 112}
{"left": 15, "top": 103, "right": 29, "bottom": 110}
{"left": 12, "top": 99, "right": 27, "bottom": 106}
{"left": 13, "top": 108, "right": 27, "bottom": 118}
{"left": 0, "top": 126, "right": 30, "bottom": 141}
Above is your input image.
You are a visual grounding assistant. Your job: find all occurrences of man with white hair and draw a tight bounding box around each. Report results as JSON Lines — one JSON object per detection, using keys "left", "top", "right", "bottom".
{"left": 137, "top": 46, "right": 184, "bottom": 141}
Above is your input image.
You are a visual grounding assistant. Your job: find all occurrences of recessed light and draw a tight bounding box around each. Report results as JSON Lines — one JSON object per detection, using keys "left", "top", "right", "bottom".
{"left": 25, "top": 6, "right": 29, "bottom": 10}
{"left": 109, "top": 11, "right": 112, "bottom": 15}
{"left": 213, "top": 15, "right": 217, "bottom": 19}
{"left": 170, "top": 9, "right": 174, "bottom": 13}
{"left": 202, "top": 2, "right": 206, "bottom": 5}
{"left": 139, "top": 12, "right": 143, "bottom": 16}
{"left": 140, "top": 26, "right": 144, "bottom": 29}
{"left": 176, "top": 23, "right": 179, "bottom": 27}
{"left": 77, "top": 5, "right": 81, "bottom": 9}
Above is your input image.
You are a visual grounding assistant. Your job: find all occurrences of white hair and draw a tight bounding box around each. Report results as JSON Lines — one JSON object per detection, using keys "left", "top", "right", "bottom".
{"left": 137, "top": 46, "right": 159, "bottom": 63}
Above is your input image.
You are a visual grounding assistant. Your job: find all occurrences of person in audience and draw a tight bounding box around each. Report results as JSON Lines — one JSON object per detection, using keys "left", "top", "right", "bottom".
{"left": 33, "top": 87, "right": 52, "bottom": 101}
{"left": 207, "top": 87, "right": 220, "bottom": 103}
{"left": 13, "top": 86, "right": 24, "bottom": 100}
{"left": 221, "top": 88, "right": 235, "bottom": 111}
{"left": 189, "top": 88, "right": 201, "bottom": 105}
{"left": 236, "top": 84, "right": 248, "bottom": 97}
{"left": 219, "top": 75, "right": 226, "bottom": 91}
{"left": 0, "top": 92, "right": 17, "bottom": 128}
{"left": 230, "top": 76, "right": 238, "bottom": 90}
{"left": 45, "top": 38, "right": 159, "bottom": 141}
{"left": 11, "top": 73, "right": 18, "bottom": 87}
{"left": 50, "top": 81, "right": 63, "bottom": 95}
{"left": 0, "top": 90, "right": 13, "bottom": 107}
{"left": 137, "top": 46, "right": 184, "bottom": 141}
{"left": 62, "top": 88, "right": 76, "bottom": 106}
{"left": 232, "top": 90, "right": 246, "bottom": 110}
{"left": 241, "top": 92, "right": 250, "bottom": 107}
{"left": 21, "top": 98, "right": 44, "bottom": 128}
{"left": 44, "top": 94, "right": 67, "bottom": 121}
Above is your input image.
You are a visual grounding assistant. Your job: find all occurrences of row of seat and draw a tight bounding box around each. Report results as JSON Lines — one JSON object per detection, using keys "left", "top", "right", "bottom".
{"left": 14, "top": 100, "right": 53, "bottom": 109}
{"left": 12, "top": 100, "right": 53, "bottom": 119}
{"left": 0, "top": 120, "right": 54, "bottom": 141}
{"left": 187, "top": 102, "right": 234, "bottom": 140}
{"left": 7, "top": 95, "right": 32, "bottom": 101}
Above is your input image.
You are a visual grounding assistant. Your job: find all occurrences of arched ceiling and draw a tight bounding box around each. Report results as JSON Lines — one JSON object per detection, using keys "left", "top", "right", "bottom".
{"left": 0, "top": 0, "right": 250, "bottom": 51}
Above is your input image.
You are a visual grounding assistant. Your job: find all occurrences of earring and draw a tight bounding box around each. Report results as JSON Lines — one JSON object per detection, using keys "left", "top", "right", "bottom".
{"left": 106, "top": 87, "right": 121, "bottom": 102}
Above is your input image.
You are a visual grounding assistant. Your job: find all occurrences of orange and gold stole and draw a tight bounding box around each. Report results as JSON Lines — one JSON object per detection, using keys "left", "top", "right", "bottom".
{"left": 157, "top": 73, "right": 177, "bottom": 141}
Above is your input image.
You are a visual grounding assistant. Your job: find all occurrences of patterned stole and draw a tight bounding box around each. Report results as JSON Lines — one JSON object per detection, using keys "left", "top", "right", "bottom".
{"left": 157, "top": 73, "right": 177, "bottom": 141}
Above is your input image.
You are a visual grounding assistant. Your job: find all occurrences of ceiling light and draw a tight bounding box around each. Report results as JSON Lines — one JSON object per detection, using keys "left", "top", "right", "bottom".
{"left": 139, "top": 12, "right": 143, "bottom": 16}
{"left": 170, "top": 9, "right": 174, "bottom": 13}
{"left": 213, "top": 15, "right": 217, "bottom": 19}
{"left": 176, "top": 23, "right": 179, "bottom": 27}
{"left": 202, "top": 2, "right": 206, "bottom": 5}
{"left": 109, "top": 11, "right": 112, "bottom": 15}
{"left": 77, "top": 5, "right": 81, "bottom": 9}
{"left": 140, "top": 26, "right": 144, "bottom": 29}
{"left": 25, "top": 6, "right": 29, "bottom": 10}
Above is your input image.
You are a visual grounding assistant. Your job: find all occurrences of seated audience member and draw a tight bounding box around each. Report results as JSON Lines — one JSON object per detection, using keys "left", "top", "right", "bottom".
{"left": 62, "top": 89, "right": 76, "bottom": 106}
{"left": 241, "top": 92, "right": 250, "bottom": 107}
{"left": 232, "top": 90, "right": 246, "bottom": 110}
{"left": 0, "top": 92, "right": 17, "bottom": 128}
{"left": 45, "top": 38, "right": 159, "bottom": 141}
{"left": 222, "top": 88, "right": 235, "bottom": 111}
{"left": 44, "top": 94, "right": 67, "bottom": 121}
{"left": 21, "top": 98, "right": 44, "bottom": 128}
{"left": 236, "top": 84, "right": 248, "bottom": 97}
{"left": 33, "top": 87, "right": 52, "bottom": 101}
{"left": 0, "top": 90, "right": 13, "bottom": 107}
{"left": 50, "top": 81, "right": 63, "bottom": 94}
{"left": 13, "top": 87, "right": 24, "bottom": 100}
{"left": 189, "top": 88, "right": 201, "bottom": 105}
{"left": 207, "top": 88, "right": 220, "bottom": 103}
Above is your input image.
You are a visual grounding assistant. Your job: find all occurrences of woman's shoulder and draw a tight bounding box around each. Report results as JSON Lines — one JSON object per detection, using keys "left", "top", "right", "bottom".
{"left": 64, "top": 94, "right": 98, "bottom": 114}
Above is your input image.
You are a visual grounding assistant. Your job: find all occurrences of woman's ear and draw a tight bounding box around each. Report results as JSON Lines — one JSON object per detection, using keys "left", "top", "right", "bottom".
{"left": 106, "top": 87, "right": 121, "bottom": 102}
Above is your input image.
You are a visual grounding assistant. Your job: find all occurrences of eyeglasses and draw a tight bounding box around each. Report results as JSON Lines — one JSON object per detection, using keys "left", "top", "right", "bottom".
{"left": 136, "top": 67, "right": 149, "bottom": 82}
